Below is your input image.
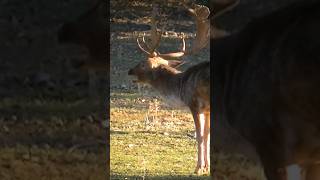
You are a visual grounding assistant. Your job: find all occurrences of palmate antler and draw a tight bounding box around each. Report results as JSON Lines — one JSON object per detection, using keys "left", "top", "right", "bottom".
{"left": 136, "top": 3, "right": 210, "bottom": 59}
{"left": 184, "top": 4, "right": 210, "bottom": 55}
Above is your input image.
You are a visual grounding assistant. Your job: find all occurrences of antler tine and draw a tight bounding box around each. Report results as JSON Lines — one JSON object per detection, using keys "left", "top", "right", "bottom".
{"left": 142, "top": 31, "right": 161, "bottom": 55}
{"left": 185, "top": 4, "right": 210, "bottom": 55}
{"left": 136, "top": 3, "right": 162, "bottom": 57}
{"left": 137, "top": 36, "right": 151, "bottom": 56}
{"left": 158, "top": 34, "right": 186, "bottom": 59}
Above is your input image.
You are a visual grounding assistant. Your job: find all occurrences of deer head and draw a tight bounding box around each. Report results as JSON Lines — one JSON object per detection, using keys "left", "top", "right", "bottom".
{"left": 128, "top": 3, "right": 210, "bottom": 83}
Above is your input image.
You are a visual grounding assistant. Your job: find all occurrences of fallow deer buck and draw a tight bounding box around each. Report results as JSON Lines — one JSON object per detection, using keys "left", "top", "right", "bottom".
{"left": 212, "top": 1, "right": 320, "bottom": 179}
{"left": 128, "top": 4, "right": 211, "bottom": 175}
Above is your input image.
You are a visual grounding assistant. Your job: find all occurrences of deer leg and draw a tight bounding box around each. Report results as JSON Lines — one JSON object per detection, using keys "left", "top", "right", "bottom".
{"left": 203, "top": 112, "right": 210, "bottom": 174}
{"left": 192, "top": 111, "right": 205, "bottom": 175}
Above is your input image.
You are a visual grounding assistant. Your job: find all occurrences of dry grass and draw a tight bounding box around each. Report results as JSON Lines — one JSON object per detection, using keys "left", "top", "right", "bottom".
{"left": 0, "top": 98, "right": 107, "bottom": 180}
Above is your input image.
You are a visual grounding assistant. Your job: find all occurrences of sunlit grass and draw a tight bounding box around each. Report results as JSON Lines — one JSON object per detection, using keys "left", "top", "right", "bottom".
{"left": 110, "top": 92, "right": 211, "bottom": 179}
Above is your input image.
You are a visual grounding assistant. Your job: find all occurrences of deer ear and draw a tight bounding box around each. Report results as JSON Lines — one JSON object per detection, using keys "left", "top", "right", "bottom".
{"left": 168, "top": 60, "right": 183, "bottom": 68}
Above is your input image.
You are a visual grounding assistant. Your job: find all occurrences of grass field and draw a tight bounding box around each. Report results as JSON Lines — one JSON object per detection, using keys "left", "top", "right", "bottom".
{"left": 110, "top": 92, "right": 210, "bottom": 179}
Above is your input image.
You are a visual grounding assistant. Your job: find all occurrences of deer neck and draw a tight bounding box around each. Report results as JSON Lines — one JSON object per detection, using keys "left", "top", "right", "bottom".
{"left": 149, "top": 66, "right": 184, "bottom": 105}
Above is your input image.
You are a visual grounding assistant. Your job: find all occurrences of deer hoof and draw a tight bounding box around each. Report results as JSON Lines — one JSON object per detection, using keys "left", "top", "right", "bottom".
{"left": 195, "top": 167, "right": 203, "bottom": 175}
{"left": 195, "top": 166, "right": 209, "bottom": 175}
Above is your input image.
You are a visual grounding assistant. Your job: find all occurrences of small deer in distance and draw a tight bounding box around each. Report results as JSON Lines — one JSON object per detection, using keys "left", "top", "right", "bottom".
{"left": 128, "top": 4, "right": 210, "bottom": 175}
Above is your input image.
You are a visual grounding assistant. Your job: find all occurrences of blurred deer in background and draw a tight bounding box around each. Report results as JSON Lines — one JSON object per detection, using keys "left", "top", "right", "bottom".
{"left": 57, "top": 0, "right": 107, "bottom": 98}
{"left": 128, "top": 4, "right": 210, "bottom": 175}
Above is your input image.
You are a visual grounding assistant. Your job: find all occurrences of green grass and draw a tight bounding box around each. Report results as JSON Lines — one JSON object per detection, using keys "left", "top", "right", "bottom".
{"left": 110, "top": 92, "right": 210, "bottom": 179}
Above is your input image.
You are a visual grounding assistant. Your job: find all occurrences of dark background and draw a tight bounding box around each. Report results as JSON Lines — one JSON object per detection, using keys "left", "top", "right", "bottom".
{"left": 0, "top": 0, "right": 108, "bottom": 179}
{"left": 0, "top": 0, "right": 311, "bottom": 179}
{"left": 0, "top": 0, "right": 107, "bottom": 99}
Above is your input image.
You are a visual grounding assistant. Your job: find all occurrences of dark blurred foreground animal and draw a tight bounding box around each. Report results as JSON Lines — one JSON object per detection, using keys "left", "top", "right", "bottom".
{"left": 57, "top": 1, "right": 109, "bottom": 175}
{"left": 58, "top": 0, "right": 107, "bottom": 97}
{"left": 212, "top": 1, "right": 320, "bottom": 179}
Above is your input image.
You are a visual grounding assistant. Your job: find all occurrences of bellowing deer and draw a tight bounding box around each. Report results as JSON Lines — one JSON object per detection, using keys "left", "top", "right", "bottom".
{"left": 128, "top": 4, "right": 211, "bottom": 175}
{"left": 57, "top": 0, "right": 107, "bottom": 97}
{"left": 212, "top": 1, "right": 320, "bottom": 179}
